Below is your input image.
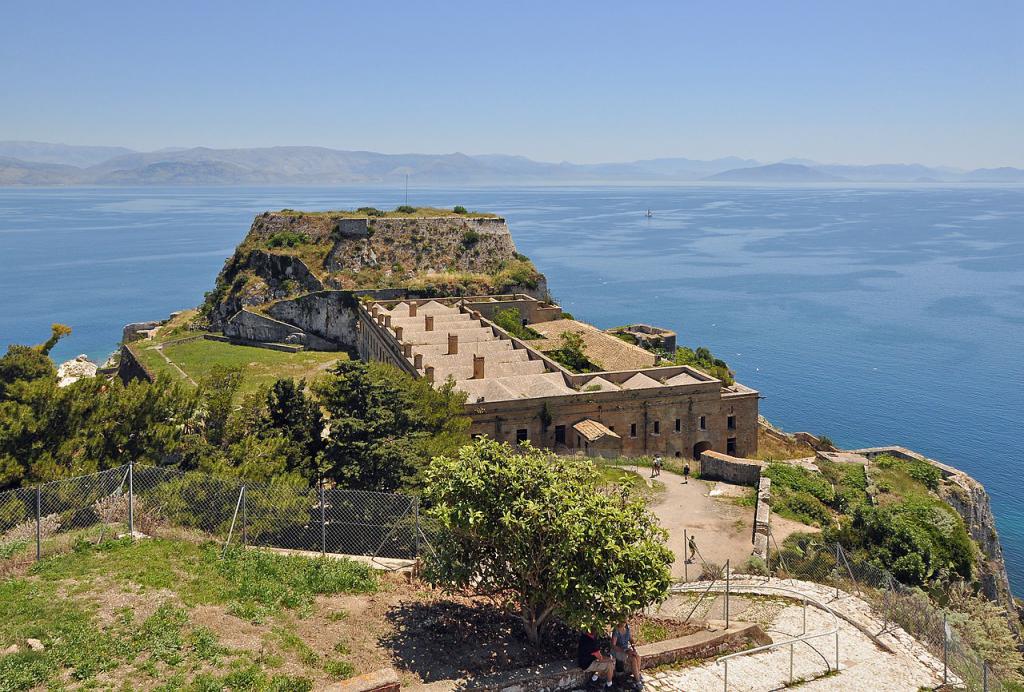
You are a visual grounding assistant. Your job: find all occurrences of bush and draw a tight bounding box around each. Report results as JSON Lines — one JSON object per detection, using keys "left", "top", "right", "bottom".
{"left": 425, "top": 439, "right": 673, "bottom": 645}
{"left": 266, "top": 231, "right": 309, "bottom": 249}
{"left": 875, "top": 453, "right": 942, "bottom": 492}
{"left": 699, "top": 561, "right": 725, "bottom": 581}
{"left": 394, "top": 205, "right": 416, "bottom": 214}
{"left": 461, "top": 229, "right": 480, "bottom": 247}
{"left": 741, "top": 555, "right": 769, "bottom": 576}
{"left": 356, "top": 207, "right": 384, "bottom": 217}
{"left": 453, "top": 205, "right": 468, "bottom": 214}
{"left": 492, "top": 308, "right": 541, "bottom": 340}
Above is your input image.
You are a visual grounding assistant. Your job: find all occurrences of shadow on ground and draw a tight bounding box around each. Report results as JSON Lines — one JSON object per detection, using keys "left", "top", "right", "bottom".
{"left": 378, "top": 599, "right": 574, "bottom": 682}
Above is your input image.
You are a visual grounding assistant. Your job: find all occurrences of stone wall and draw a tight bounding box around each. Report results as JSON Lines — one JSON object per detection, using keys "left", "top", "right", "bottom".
{"left": 223, "top": 309, "right": 339, "bottom": 350}
{"left": 464, "top": 622, "right": 770, "bottom": 691}
{"left": 117, "top": 343, "right": 155, "bottom": 384}
{"left": 265, "top": 291, "right": 359, "bottom": 348}
{"left": 752, "top": 477, "right": 772, "bottom": 560}
{"left": 325, "top": 216, "right": 518, "bottom": 276}
{"left": 699, "top": 450, "right": 764, "bottom": 486}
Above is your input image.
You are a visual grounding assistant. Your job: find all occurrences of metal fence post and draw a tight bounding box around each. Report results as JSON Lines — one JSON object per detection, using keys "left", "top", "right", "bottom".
{"left": 413, "top": 497, "right": 420, "bottom": 558}
{"left": 983, "top": 661, "right": 989, "bottom": 691}
{"left": 725, "top": 559, "right": 730, "bottom": 629}
{"left": 127, "top": 461, "right": 135, "bottom": 539}
{"left": 35, "top": 485, "right": 41, "bottom": 561}
{"left": 943, "top": 612, "right": 949, "bottom": 686}
{"left": 683, "top": 528, "right": 689, "bottom": 582}
{"left": 241, "top": 486, "right": 247, "bottom": 547}
{"left": 319, "top": 478, "right": 327, "bottom": 557}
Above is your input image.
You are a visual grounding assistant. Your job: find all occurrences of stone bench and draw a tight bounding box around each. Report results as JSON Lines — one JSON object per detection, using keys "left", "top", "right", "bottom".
{"left": 464, "top": 622, "right": 770, "bottom": 691}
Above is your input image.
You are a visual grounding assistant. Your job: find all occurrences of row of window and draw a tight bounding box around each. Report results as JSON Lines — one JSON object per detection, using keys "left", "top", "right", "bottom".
{"left": 517, "top": 415, "right": 738, "bottom": 444}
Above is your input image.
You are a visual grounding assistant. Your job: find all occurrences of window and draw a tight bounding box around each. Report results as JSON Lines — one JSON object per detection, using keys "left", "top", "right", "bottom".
{"left": 630, "top": 423, "right": 637, "bottom": 438}
{"left": 653, "top": 421, "right": 660, "bottom": 435}
{"left": 727, "top": 415, "right": 736, "bottom": 431}
{"left": 516, "top": 428, "right": 528, "bottom": 443}
{"left": 554, "top": 425, "right": 566, "bottom": 445}
{"left": 727, "top": 437, "right": 737, "bottom": 455}
{"left": 699, "top": 416, "right": 707, "bottom": 431}
{"left": 674, "top": 418, "right": 681, "bottom": 433}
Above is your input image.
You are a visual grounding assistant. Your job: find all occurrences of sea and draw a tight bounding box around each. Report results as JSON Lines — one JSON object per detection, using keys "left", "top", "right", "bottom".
{"left": 1, "top": 184, "right": 1022, "bottom": 588}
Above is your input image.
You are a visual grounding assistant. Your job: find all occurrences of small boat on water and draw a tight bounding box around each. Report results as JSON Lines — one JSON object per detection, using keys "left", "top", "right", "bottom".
{"left": 645, "top": 209, "right": 653, "bottom": 217}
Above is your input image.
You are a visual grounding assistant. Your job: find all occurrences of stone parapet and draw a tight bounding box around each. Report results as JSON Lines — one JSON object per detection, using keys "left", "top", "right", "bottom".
{"left": 699, "top": 451, "right": 764, "bottom": 486}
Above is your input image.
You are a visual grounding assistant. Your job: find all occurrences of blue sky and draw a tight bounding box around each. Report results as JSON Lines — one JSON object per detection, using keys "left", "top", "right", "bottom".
{"left": 1, "top": 1, "right": 1021, "bottom": 168}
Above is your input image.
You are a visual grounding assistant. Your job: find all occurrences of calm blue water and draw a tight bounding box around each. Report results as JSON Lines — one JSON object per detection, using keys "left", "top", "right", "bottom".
{"left": 2, "top": 185, "right": 1023, "bottom": 587}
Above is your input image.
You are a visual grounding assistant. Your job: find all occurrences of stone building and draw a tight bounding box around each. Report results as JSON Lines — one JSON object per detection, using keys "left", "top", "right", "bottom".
{"left": 357, "top": 294, "right": 759, "bottom": 459}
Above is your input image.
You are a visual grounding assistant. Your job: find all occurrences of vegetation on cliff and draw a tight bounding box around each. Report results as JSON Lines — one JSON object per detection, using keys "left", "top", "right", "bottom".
{"left": 200, "top": 207, "right": 545, "bottom": 325}
{"left": 768, "top": 455, "right": 975, "bottom": 587}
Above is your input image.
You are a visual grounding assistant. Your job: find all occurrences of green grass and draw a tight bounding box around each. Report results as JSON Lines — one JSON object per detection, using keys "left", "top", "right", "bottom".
{"left": 134, "top": 338, "right": 346, "bottom": 399}
{"left": 0, "top": 538, "right": 376, "bottom": 689}
{"left": 595, "top": 464, "right": 665, "bottom": 502}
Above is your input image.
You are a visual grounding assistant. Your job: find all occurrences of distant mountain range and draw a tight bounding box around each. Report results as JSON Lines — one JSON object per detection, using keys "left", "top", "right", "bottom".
{"left": 1, "top": 141, "right": 1022, "bottom": 186}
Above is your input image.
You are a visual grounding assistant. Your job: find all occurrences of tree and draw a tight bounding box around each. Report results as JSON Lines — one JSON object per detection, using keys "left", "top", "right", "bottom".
{"left": 315, "top": 361, "right": 469, "bottom": 491}
{"left": 266, "top": 378, "right": 324, "bottom": 480}
{"left": 423, "top": 438, "right": 673, "bottom": 645}
{"left": 548, "top": 330, "right": 594, "bottom": 373}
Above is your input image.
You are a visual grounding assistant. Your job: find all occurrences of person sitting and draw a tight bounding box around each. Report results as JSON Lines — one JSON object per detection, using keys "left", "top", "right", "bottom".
{"left": 577, "top": 628, "right": 614, "bottom": 687}
{"left": 611, "top": 619, "right": 644, "bottom": 687}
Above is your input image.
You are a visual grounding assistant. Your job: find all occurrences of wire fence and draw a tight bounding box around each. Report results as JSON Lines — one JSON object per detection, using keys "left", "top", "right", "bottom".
{"left": 769, "top": 536, "right": 1012, "bottom": 691}
{"left": 0, "top": 463, "right": 428, "bottom": 567}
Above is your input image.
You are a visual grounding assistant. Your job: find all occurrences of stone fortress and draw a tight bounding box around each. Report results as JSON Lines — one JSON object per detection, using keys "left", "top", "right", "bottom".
{"left": 199, "top": 209, "right": 760, "bottom": 460}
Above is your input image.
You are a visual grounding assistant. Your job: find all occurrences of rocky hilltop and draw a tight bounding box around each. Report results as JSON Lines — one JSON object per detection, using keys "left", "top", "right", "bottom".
{"left": 203, "top": 208, "right": 546, "bottom": 329}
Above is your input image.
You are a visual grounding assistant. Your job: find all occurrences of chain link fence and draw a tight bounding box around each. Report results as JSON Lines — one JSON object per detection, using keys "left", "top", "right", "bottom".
{"left": 768, "top": 535, "right": 1013, "bottom": 691}
{"left": 0, "top": 463, "right": 429, "bottom": 568}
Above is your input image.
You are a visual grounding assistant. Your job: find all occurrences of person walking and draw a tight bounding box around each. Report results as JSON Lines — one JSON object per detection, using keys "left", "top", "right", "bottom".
{"left": 687, "top": 534, "right": 698, "bottom": 563}
{"left": 652, "top": 455, "right": 662, "bottom": 477}
{"left": 683, "top": 462, "right": 690, "bottom": 484}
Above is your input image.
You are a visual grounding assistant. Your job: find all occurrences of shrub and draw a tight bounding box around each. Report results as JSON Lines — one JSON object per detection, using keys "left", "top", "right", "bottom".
{"left": 453, "top": 205, "right": 468, "bottom": 214}
{"left": 394, "top": 205, "right": 416, "bottom": 214}
{"left": 424, "top": 439, "right": 672, "bottom": 645}
{"left": 461, "top": 229, "right": 480, "bottom": 247}
{"left": 492, "top": 307, "right": 541, "bottom": 340}
{"left": 356, "top": 207, "right": 384, "bottom": 217}
{"left": 875, "top": 453, "right": 942, "bottom": 491}
{"left": 699, "top": 561, "right": 725, "bottom": 581}
{"left": 741, "top": 556, "right": 769, "bottom": 576}
{"left": 266, "top": 231, "right": 309, "bottom": 249}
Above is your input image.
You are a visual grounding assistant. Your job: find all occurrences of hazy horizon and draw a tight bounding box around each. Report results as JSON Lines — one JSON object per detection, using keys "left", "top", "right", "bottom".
{"left": 1, "top": 1, "right": 1021, "bottom": 169}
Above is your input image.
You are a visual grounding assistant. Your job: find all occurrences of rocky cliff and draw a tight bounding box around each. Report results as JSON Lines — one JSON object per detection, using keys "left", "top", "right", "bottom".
{"left": 204, "top": 209, "right": 546, "bottom": 328}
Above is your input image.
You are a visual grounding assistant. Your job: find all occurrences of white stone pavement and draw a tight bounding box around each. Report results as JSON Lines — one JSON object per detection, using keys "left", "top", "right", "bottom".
{"left": 642, "top": 577, "right": 948, "bottom": 691}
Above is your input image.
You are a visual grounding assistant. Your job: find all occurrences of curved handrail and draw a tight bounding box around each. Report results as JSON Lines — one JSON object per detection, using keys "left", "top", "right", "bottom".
{"left": 671, "top": 580, "right": 841, "bottom": 690}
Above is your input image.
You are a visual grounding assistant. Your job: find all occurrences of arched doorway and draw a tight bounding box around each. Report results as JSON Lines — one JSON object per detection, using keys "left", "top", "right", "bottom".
{"left": 693, "top": 441, "right": 713, "bottom": 460}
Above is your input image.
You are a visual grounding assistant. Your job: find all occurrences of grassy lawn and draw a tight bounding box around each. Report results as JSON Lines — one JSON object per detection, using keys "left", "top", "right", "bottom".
{"left": 132, "top": 335, "right": 345, "bottom": 401}
{"left": 0, "top": 538, "right": 379, "bottom": 690}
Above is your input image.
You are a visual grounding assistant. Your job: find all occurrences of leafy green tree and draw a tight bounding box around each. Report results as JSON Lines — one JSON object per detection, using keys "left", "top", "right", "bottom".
{"left": 267, "top": 378, "right": 324, "bottom": 480}
{"left": 315, "top": 361, "right": 469, "bottom": 491}
{"left": 669, "top": 346, "right": 735, "bottom": 385}
{"left": 0, "top": 323, "right": 68, "bottom": 398}
{"left": 548, "top": 330, "right": 595, "bottom": 373}
{"left": 423, "top": 438, "right": 673, "bottom": 645}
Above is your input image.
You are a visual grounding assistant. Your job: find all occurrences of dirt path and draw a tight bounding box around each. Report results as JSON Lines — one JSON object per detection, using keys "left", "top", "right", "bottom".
{"left": 645, "top": 468, "right": 758, "bottom": 578}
